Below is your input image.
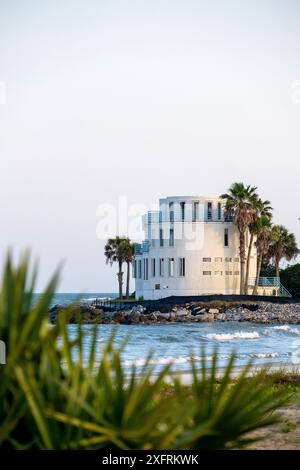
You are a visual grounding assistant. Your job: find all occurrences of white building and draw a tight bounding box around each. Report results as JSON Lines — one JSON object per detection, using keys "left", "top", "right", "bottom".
{"left": 133, "top": 195, "right": 258, "bottom": 300}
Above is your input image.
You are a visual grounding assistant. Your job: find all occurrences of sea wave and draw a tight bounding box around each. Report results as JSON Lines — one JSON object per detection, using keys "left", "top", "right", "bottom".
{"left": 271, "top": 325, "right": 300, "bottom": 336}
{"left": 272, "top": 325, "right": 290, "bottom": 330}
{"left": 250, "top": 352, "right": 278, "bottom": 358}
{"left": 123, "top": 354, "right": 231, "bottom": 368}
{"left": 206, "top": 332, "right": 260, "bottom": 341}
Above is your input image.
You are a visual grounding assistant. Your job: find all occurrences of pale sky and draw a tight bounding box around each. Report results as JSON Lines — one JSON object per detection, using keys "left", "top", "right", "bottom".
{"left": 0, "top": 0, "right": 300, "bottom": 292}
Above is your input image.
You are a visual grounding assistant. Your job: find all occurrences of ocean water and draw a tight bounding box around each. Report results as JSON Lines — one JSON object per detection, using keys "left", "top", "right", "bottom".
{"left": 33, "top": 292, "right": 118, "bottom": 307}
{"left": 37, "top": 293, "right": 300, "bottom": 373}
{"left": 66, "top": 322, "right": 300, "bottom": 373}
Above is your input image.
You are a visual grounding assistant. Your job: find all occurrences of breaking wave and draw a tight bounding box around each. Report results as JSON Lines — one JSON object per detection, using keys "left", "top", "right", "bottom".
{"left": 206, "top": 332, "right": 260, "bottom": 341}
{"left": 271, "top": 325, "right": 300, "bottom": 336}
{"left": 250, "top": 352, "right": 278, "bottom": 358}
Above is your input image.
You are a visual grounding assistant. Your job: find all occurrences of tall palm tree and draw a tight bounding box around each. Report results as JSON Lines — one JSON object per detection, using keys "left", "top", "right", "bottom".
{"left": 252, "top": 216, "right": 272, "bottom": 295}
{"left": 245, "top": 198, "right": 272, "bottom": 294}
{"left": 268, "top": 225, "right": 299, "bottom": 279}
{"left": 123, "top": 238, "right": 134, "bottom": 299}
{"left": 221, "top": 183, "right": 258, "bottom": 294}
{"left": 104, "top": 236, "right": 128, "bottom": 299}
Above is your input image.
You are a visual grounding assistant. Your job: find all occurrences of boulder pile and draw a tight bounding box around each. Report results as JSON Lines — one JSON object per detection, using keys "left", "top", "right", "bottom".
{"left": 49, "top": 301, "right": 300, "bottom": 325}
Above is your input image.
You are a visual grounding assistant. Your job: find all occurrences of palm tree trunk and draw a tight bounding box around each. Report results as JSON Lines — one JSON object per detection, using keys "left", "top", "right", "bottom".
{"left": 253, "top": 253, "right": 263, "bottom": 295}
{"left": 244, "top": 232, "right": 254, "bottom": 295}
{"left": 275, "top": 261, "right": 280, "bottom": 280}
{"left": 117, "top": 260, "right": 123, "bottom": 299}
{"left": 126, "top": 261, "right": 130, "bottom": 299}
{"left": 239, "top": 231, "right": 246, "bottom": 295}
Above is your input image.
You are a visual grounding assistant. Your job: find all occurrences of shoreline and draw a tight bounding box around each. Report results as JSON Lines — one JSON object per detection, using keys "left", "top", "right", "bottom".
{"left": 49, "top": 300, "right": 300, "bottom": 325}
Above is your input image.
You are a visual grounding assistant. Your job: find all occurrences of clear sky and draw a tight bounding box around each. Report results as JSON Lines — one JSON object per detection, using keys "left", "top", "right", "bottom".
{"left": 0, "top": 0, "right": 300, "bottom": 292}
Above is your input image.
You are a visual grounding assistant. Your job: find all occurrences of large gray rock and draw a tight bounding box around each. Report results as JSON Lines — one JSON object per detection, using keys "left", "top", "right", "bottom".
{"left": 175, "top": 308, "right": 190, "bottom": 317}
{"left": 199, "top": 313, "right": 215, "bottom": 322}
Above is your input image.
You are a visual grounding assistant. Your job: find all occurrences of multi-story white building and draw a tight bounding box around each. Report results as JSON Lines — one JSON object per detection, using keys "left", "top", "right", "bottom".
{"left": 133, "top": 195, "right": 258, "bottom": 300}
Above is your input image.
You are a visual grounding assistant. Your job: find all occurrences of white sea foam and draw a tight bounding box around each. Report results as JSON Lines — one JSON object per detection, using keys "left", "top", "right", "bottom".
{"left": 123, "top": 354, "right": 230, "bottom": 368}
{"left": 271, "top": 325, "right": 300, "bottom": 336}
{"left": 206, "top": 332, "right": 260, "bottom": 341}
{"left": 272, "top": 325, "right": 290, "bottom": 330}
{"left": 250, "top": 352, "right": 278, "bottom": 358}
{"left": 124, "top": 356, "right": 189, "bottom": 367}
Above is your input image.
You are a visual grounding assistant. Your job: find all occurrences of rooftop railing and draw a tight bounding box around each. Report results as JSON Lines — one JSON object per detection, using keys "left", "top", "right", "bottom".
{"left": 143, "top": 210, "right": 229, "bottom": 224}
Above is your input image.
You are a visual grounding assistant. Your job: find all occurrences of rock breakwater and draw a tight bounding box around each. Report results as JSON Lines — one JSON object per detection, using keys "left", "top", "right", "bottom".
{"left": 49, "top": 301, "right": 300, "bottom": 325}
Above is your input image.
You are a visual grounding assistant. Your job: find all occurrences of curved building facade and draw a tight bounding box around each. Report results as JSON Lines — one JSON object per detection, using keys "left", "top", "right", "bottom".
{"left": 133, "top": 196, "right": 257, "bottom": 300}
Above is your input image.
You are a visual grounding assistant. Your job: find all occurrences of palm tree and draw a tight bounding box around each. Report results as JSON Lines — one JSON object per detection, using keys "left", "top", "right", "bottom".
{"left": 123, "top": 238, "right": 134, "bottom": 299}
{"left": 104, "top": 236, "right": 128, "bottom": 298}
{"left": 268, "top": 225, "right": 299, "bottom": 279}
{"left": 245, "top": 198, "right": 272, "bottom": 294}
{"left": 221, "top": 183, "right": 258, "bottom": 294}
{"left": 252, "top": 216, "right": 272, "bottom": 294}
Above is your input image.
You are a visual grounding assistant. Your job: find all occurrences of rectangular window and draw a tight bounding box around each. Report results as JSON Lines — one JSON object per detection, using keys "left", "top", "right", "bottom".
{"left": 225, "top": 257, "right": 232, "bottom": 262}
{"left": 214, "top": 257, "right": 222, "bottom": 262}
{"left": 159, "top": 228, "right": 164, "bottom": 247}
{"left": 138, "top": 260, "right": 142, "bottom": 279}
{"left": 226, "top": 271, "right": 233, "bottom": 275}
{"left": 218, "top": 202, "right": 222, "bottom": 220}
{"left": 180, "top": 202, "right": 185, "bottom": 221}
{"left": 203, "top": 257, "right": 212, "bottom": 262}
{"left": 168, "top": 258, "right": 174, "bottom": 277}
{"left": 179, "top": 258, "right": 185, "bottom": 276}
{"left": 169, "top": 228, "right": 174, "bottom": 247}
{"left": 224, "top": 228, "right": 229, "bottom": 247}
{"left": 133, "top": 260, "right": 137, "bottom": 278}
{"left": 169, "top": 202, "right": 174, "bottom": 222}
{"left": 151, "top": 258, "right": 156, "bottom": 277}
{"left": 215, "top": 271, "right": 223, "bottom": 275}
{"left": 192, "top": 202, "right": 199, "bottom": 222}
{"left": 203, "top": 271, "right": 212, "bottom": 276}
{"left": 207, "top": 202, "right": 212, "bottom": 220}
{"left": 234, "top": 271, "right": 240, "bottom": 275}
{"left": 143, "top": 258, "right": 148, "bottom": 280}
{"left": 159, "top": 258, "right": 164, "bottom": 277}
{"left": 234, "top": 257, "right": 239, "bottom": 262}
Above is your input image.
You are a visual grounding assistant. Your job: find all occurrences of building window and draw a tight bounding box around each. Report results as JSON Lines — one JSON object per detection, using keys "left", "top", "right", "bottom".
{"left": 207, "top": 202, "right": 212, "bottom": 220}
{"left": 234, "top": 257, "right": 239, "bottom": 262}
{"left": 169, "top": 228, "right": 174, "bottom": 247}
{"left": 215, "top": 271, "right": 223, "bottom": 275}
{"left": 138, "top": 260, "right": 142, "bottom": 279}
{"left": 192, "top": 201, "right": 199, "bottom": 222}
{"left": 214, "top": 257, "right": 222, "bottom": 262}
{"left": 159, "top": 228, "right": 164, "bottom": 247}
{"left": 168, "top": 258, "right": 174, "bottom": 277}
{"left": 169, "top": 202, "right": 174, "bottom": 222}
{"left": 180, "top": 202, "right": 185, "bottom": 221}
{"left": 133, "top": 260, "right": 137, "bottom": 278}
{"left": 225, "top": 257, "right": 232, "bottom": 262}
{"left": 143, "top": 258, "right": 148, "bottom": 280}
{"left": 226, "top": 271, "right": 233, "bottom": 275}
{"left": 234, "top": 271, "right": 240, "bottom": 275}
{"left": 203, "top": 257, "right": 212, "bottom": 262}
{"left": 224, "top": 228, "right": 229, "bottom": 247}
{"left": 179, "top": 258, "right": 185, "bottom": 276}
{"left": 203, "top": 271, "right": 212, "bottom": 275}
{"left": 218, "top": 202, "right": 222, "bottom": 220}
{"left": 159, "top": 258, "right": 164, "bottom": 277}
{"left": 151, "top": 258, "right": 156, "bottom": 277}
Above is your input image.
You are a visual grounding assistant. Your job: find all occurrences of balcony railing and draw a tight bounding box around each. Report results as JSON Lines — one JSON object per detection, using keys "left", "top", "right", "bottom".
{"left": 134, "top": 243, "right": 142, "bottom": 256}
{"left": 143, "top": 210, "right": 228, "bottom": 223}
{"left": 248, "top": 277, "right": 291, "bottom": 297}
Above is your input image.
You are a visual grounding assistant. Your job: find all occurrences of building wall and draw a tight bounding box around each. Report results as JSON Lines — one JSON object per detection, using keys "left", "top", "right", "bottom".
{"left": 134, "top": 196, "right": 257, "bottom": 300}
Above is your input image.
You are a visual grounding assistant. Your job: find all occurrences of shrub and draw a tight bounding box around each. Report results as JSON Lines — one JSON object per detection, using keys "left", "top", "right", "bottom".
{"left": 0, "top": 253, "right": 290, "bottom": 449}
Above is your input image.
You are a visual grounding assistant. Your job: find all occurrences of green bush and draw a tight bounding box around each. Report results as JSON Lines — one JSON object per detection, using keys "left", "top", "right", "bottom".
{"left": 0, "top": 253, "right": 290, "bottom": 449}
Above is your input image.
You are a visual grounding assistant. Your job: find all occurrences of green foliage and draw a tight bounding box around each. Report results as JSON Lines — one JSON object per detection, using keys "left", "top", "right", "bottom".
{"left": 0, "top": 253, "right": 291, "bottom": 449}
{"left": 280, "top": 264, "right": 300, "bottom": 297}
